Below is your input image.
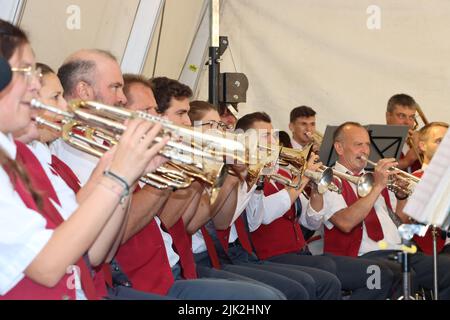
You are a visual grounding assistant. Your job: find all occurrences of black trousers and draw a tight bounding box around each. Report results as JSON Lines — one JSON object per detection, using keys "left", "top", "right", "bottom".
{"left": 362, "top": 250, "right": 450, "bottom": 300}
{"left": 196, "top": 246, "right": 342, "bottom": 300}
{"left": 266, "top": 251, "right": 395, "bottom": 300}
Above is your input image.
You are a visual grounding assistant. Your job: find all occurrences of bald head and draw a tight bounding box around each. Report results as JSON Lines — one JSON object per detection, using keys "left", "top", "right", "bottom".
{"left": 333, "top": 122, "right": 371, "bottom": 173}
{"left": 58, "top": 49, "right": 127, "bottom": 106}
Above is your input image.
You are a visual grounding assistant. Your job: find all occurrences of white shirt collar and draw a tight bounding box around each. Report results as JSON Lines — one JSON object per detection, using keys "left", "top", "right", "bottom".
{"left": 0, "top": 132, "right": 17, "bottom": 159}
{"left": 291, "top": 138, "right": 305, "bottom": 151}
{"left": 28, "top": 141, "right": 52, "bottom": 167}
{"left": 334, "top": 161, "right": 365, "bottom": 176}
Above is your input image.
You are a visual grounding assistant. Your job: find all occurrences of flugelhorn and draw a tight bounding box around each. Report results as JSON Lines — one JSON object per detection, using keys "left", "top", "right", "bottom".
{"left": 267, "top": 146, "right": 311, "bottom": 189}
{"left": 359, "top": 155, "right": 419, "bottom": 196}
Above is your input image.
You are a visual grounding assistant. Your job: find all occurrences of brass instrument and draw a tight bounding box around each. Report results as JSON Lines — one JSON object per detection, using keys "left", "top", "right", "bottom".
{"left": 34, "top": 116, "right": 193, "bottom": 190}
{"left": 360, "top": 155, "right": 420, "bottom": 196}
{"left": 305, "top": 131, "right": 323, "bottom": 153}
{"left": 330, "top": 166, "right": 375, "bottom": 198}
{"left": 30, "top": 99, "right": 255, "bottom": 191}
{"left": 305, "top": 166, "right": 340, "bottom": 194}
{"left": 409, "top": 104, "right": 429, "bottom": 165}
{"left": 31, "top": 99, "right": 247, "bottom": 165}
{"left": 268, "top": 146, "right": 311, "bottom": 189}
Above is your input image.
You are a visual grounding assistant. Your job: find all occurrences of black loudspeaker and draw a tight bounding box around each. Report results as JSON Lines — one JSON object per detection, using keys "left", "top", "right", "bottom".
{"left": 219, "top": 73, "right": 249, "bottom": 104}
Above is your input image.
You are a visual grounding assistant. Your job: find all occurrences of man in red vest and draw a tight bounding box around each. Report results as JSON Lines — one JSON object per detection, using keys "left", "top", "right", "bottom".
{"left": 396, "top": 122, "right": 449, "bottom": 255}
{"left": 53, "top": 52, "right": 284, "bottom": 300}
{"left": 318, "top": 121, "right": 450, "bottom": 299}
{"left": 235, "top": 113, "right": 394, "bottom": 299}
{"left": 385, "top": 94, "right": 422, "bottom": 172}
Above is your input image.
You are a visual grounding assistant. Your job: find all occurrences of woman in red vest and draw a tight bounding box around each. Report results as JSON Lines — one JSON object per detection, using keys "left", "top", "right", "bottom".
{"left": 0, "top": 19, "right": 167, "bottom": 299}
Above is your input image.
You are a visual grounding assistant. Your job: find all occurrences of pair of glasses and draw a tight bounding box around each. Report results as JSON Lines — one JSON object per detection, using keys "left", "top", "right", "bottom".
{"left": 196, "top": 120, "right": 233, "bottom": 131}
{"left": 11, "top": 65, "right": 43, "bottom": 84}
{"left": 394, "top": 112, "right": 416, "bottom": 122}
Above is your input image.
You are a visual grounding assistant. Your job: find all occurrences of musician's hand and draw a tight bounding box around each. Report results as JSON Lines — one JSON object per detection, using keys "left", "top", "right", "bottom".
{"left": 373, "top": 158, "right": 397, "bottom": 190}
{"left": 110, "top": 119, "right": 169, "bottom": 185}
{"left": 307, "top": 153, "right": 322, "bottom": 172}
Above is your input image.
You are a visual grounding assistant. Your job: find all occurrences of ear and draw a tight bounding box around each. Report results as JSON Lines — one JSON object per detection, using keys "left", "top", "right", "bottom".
{"left": 418, "top": 140, "right": 426, "bottom": 153}
{"left": 334, "top": 141, "right": 344, "bottom": 156}
{"left": 385, "top": 111, "right": 391, "bottom": 123}
{"left": 74, "top": 81, "right": 94, "bottom": 100}
{"left": 288, "top": 122, "right": 294, "bottom": 133}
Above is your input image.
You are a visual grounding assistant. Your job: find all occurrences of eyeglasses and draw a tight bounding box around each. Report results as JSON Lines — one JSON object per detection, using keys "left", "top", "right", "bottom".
{"left": 393, "top": 112, "right": 416, "bottom": 122}
{"left": 11, "top": 65, "right": 43, "bottom": 83}
{"left": 195, "top": 120, "right": 233, "bottom": 131}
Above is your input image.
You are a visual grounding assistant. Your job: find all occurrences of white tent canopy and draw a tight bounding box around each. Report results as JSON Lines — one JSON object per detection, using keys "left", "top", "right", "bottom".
{"left": 2, "top": 0, "right": 449, "bottom": 133}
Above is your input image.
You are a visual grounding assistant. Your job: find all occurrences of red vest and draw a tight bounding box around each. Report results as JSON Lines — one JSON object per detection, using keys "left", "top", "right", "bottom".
{"left": 400, "top": 152, "right": 422, "bottom": 173}
{"left": 166, "top": 218, "right": 197, "bottom": 279}
{"left": 1, "top": 142, "right": 97, "bottom": 300}
{"left": 115, "top": 218, "right": 175, "bottom": 295}
{"left": 50, "top": 153, "right": 109, "bottom": 298}
{"left": 324, "top": 178, "right": 392, "bottom": 257}
{"left": 411, "top": 170, "right": 446, "bottom": 254}
{"left": 250, "top": 170, "right": 306, "bottom": 260}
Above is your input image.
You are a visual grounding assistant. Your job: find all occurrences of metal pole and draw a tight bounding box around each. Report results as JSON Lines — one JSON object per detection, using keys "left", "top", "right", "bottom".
{"left": 432, "top": 226, "right": 439, "bottom": 300}
{"left": 208, "top": 0, "right": 220, "bottom": 107}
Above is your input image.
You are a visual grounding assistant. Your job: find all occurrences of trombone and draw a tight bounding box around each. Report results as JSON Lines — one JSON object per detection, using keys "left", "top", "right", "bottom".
{"left": 359, "top": 155, "right": 420, "bottom": 196}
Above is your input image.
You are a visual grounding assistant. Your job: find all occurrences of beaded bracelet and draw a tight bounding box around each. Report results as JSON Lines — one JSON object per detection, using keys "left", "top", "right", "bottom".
{"left": 103, "top": 170, "right": 130, "bottom": 204}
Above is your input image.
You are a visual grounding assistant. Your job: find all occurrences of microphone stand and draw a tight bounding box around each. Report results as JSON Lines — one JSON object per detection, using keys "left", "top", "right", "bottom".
{"left": 431, "top": 226, "right": 439, "bottom": 300}
{"left": 395, "top": 224, "right": 427, "bottom": 300}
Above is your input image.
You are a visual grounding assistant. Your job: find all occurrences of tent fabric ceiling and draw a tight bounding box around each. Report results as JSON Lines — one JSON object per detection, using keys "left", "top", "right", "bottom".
{"left": 195, "top": 0, "right": 450, "bottom": 133}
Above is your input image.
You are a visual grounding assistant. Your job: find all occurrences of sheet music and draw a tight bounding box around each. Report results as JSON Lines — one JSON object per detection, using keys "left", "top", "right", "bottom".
{"left": 404, "top": 129, "right": 450, "bottom": 228}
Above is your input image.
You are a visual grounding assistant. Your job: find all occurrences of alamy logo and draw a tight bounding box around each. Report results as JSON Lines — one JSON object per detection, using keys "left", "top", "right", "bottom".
{"left": 366, "top": 265, "right": 381, "bottom": 290}
{"left": 367, "top": 5, "right": 381, "bottom": 30}
{"left": 66, "top": 5, "right": 81, "bottom": 30}
{"left": 66, "top": 265, "right": 82, "bottom": 290}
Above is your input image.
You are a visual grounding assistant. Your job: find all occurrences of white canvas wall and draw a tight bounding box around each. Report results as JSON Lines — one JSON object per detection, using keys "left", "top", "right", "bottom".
{"left": 195, "top": 0, "right": 450, "bottom": 133}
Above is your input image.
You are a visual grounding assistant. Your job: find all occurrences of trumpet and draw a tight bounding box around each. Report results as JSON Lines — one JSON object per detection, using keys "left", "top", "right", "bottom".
{"left": 34, "top": 116, "right": 193, "bottom": 190}
{"left": 30, "top": 99, "right": 254, "bottom": 191}
{"left": 31, "top": 99, "right": 247, "bottom": 165}
{"left": 359, "top": 155, "right": 419, "bottom": 196}
{"left": 304, "top": 166, "right": 341, "bottom": 194}
{"left": 327, "top": 166, "right": 374, "bottom": 197}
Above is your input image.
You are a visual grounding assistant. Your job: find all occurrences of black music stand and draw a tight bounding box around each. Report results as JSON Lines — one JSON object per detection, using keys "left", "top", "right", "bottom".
{"left": 319, "top": 124, "right": 409, "bottom": 169}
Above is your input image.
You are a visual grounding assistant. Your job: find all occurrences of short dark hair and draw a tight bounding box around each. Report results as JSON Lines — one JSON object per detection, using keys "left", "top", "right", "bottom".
{"left": 36, "top": 62, "right": 55, "bottom": 76}
{"left": 333, "top": 121, "right": 364, "bottom": 143}
{"left": 150, "top": 77, "right": 192, "bottom": 114}
{"left": 278, "top": 130, "right": 292, "bottom": 148}
{"left": 235, "top": 112, "right": 271, "bottom": 131}
{"left": 419, "top": 122, "right": 449, "bottom": 141}
{"left": 123, "top": 74, "right": 153, "bottom": 105}
{"left": 189, "top": 100, "right": 216, "bottom": 123}
{"left": 387, "top": 94, "right": 417, "bottom": 113}
{"left": 290, "top": 106, "right": 316, "bottom": 123}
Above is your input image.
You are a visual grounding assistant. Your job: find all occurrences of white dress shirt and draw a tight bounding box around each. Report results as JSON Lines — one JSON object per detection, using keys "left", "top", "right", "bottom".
{"left": 309, "top": 162, "right": 401, "bottom": 256}
{"left": 49, "top": 139, "right": 181, "bottom": 268}
{"left": 0, "top": 133, "right": 55, "bottom": 296}
{"left": 291, "top": 138, "right": 306, "bottom": 151}
{"left": 27, "top": 141, "right": 86, "bottom": 299}
{"left": 49, "top": 139, "right": 98, "bottom": 186}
